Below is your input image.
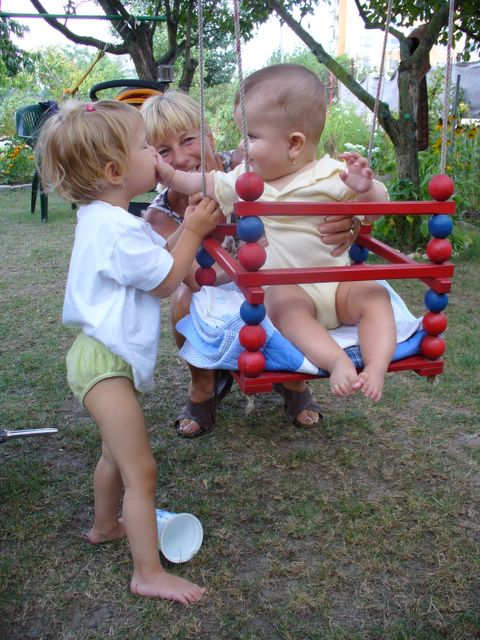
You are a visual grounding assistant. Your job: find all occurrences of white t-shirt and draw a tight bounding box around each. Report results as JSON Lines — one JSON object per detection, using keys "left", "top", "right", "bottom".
{"left": 62, "top": 200, "right": 174, "bottom": 391}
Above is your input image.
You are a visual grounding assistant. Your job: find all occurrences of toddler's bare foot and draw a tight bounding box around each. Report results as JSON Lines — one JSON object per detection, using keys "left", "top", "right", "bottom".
{"left": 130, "top": 569, "right": 206, "bottom": 604}
{"left": 357, "top": 366, "right": 386, "bottom": 403}
{"left": 84, "top": 519, "right": 126, "bottom": 544}
{"left": 329, "top": 357, "right": 360, "bottom": 397}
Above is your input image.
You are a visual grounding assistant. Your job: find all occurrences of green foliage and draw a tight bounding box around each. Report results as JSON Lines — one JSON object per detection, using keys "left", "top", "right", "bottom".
{"left": 0, "top": 17, "right": 37, "bottom": 79}
{"left": 319, "top": 102, "right": 370, "bottom": 158}
{"left": 0, "top": 46, "right": 131, "bottom": 138}
{"left": 0, "top": 138, "right": 34, "bottom": 184}
{"left": 201, "top": 81, "right": 240, "bottom": 152}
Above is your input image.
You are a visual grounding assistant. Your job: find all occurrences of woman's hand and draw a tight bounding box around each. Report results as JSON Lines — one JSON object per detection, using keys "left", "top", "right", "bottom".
{"left": 318, "top": 215, "right": 360, "bottom": 257}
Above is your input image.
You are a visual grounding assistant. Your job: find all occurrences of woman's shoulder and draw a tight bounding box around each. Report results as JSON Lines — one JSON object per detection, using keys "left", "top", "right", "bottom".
{"left": 148, "top": 188, "right": 183, "bottom": 225}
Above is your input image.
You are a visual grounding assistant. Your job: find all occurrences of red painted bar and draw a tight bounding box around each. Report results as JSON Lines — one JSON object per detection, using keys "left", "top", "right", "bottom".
{"left": 235, "top": 200, "right": 456, "bottom": 217}
{"left": 358, "top": 235, "right": 454, "bottom": 292}
{"left": 233, "top": 262, "right": 454, "bottom": 288}
{"left": 232, "top": 357, "right": 444, "bottom": 394}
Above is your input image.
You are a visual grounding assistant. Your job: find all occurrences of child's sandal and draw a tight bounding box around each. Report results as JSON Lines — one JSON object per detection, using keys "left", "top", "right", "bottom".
{"left": 273, "top": 383, "right": 323, "bottom": 428}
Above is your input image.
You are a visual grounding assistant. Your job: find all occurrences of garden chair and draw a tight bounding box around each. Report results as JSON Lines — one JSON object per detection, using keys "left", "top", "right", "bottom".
{"left": 15, "top": 101, "right": 58, "bottom": 222}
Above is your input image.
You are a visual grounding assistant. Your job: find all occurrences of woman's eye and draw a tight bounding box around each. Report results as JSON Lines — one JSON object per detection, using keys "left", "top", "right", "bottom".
{"left": 158, "top": 149, "right": 169, "bottom": 157}
{"left": 183, "top": 136, "right": 196, "bottom": 145}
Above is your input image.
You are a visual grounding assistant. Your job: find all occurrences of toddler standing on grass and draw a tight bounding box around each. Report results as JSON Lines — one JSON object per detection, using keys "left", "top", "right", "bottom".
{"left": 36, "top": 99, "right": 223, "bottom": 603}
{"left": 155, "top": 63, "right": 396, "bottom": 402}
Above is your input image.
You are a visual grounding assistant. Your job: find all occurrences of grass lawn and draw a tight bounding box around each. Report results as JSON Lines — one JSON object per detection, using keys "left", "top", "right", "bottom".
{"left": 1, "top": 188, "right": 480, "bottom": 640}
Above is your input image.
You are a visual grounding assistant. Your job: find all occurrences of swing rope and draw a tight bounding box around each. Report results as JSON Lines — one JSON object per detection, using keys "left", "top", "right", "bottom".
{"left": 197, "top": 0, "right": 207, "bottom": 195}
{"left": 367, "top": 0, "right": 394, "bottom": 164}
{"left": 64, "top": 47, "right": 106, "bottom": 98}
{"left": 232, "top": 0, "right": 250, "bottom": 171}
{"left": 440, "top": 0, "right": 456, "bottom": 175}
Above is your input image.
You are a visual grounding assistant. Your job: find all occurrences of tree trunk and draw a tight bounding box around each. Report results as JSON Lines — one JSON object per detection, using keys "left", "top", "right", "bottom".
{"left": 126, "top": 30, "right": 157, "bottom": 80}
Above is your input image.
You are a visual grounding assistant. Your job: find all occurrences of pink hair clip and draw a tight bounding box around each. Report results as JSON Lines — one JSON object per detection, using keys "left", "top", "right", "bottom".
{"left": 85, "top": 103, "right": 96, "bottom": 112}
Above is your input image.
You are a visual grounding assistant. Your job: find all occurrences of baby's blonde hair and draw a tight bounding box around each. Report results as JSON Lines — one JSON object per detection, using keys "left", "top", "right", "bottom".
{"left": 235, "top": 63, "right": 327, "bottom": 144}
{"left": 36, "top": 100, "right": 143, "bottom": 204}
{"left": 141, "top": 90, "right": 210, "bottom": 146}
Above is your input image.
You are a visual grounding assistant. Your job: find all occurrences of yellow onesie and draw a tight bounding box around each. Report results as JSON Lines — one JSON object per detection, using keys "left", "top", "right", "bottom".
{"left": 214, "top": 155, "right": 366, "bottom": 329}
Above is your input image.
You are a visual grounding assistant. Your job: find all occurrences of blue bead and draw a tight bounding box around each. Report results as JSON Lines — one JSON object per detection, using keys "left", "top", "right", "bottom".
{"left": 428, "top": 215, "right": 453, "bottom": 238}
{"left": 349, "top": 243, "right": 369, "bottom": 263}
{"left": 425, "top": 289, "right": 448, "bottom": 312}
{"left": 237, "top": 216, "right": 264, "bottom": 242}
{"left": 240, "top": 301, "right": 266, "bottom": 325}
{"left": 196, "top": 247, "right": 215, "bottom": 268}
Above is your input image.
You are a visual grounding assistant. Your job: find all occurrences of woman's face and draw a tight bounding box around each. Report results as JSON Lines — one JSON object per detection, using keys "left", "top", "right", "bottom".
{"left": 154, "top": 129, "right": 217, "bottom": 172}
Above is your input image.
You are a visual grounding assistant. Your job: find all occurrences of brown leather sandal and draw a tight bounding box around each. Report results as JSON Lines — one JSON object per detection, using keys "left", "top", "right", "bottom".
{"left": 175, "top": 370, "right": 233, "bottom": 438}
{"left": 273, "top": 383, "right": 323, "bottom": 428}
{"left": 175, "top": 396, "right": 217, "bottom": 438}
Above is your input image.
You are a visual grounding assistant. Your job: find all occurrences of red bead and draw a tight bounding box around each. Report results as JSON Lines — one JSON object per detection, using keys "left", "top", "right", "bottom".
{"left": 428, "top": 174, "right": 455, "bottom": 201}
{"left": 238, "top": 242, "right": 266, "bottom": 271}
{"left": 420, "top": 335, "right": 445, "bottom": 359}
{"left": 422, "top": 312, "right": 448, "bottom": 335}
{"left": 239, "top": 325, "right": 266, "bottom": 351}
{"left": 195, "top": 267, "right": 216, "bottom": 286}
{"left": 426, "top": 238, "right": 452, "bottom": 263}
{"left": 238, "top": 350, "right": 266, "bottom": 377}
{"left": 235, "top": 172, "right": 264, "bottom": 201}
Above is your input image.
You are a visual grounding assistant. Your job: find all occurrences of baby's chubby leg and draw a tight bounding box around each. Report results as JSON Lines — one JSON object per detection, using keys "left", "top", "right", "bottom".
{"left": 265, "top": 284, "right": 360, "bottom": 397}
{"left": 336, "top": 281, "right": 396, "bottom": 402}
{"left": 84, "top": 378, "right": 206, "bottom": 604}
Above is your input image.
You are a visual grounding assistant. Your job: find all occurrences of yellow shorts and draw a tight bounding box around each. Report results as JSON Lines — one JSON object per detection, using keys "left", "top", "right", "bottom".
{"left": 66, "top": 333, "right": 134, "bottom": 404}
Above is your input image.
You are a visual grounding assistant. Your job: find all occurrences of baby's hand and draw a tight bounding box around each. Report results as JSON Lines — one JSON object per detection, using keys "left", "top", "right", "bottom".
{"left": 338, "top": 152, "right": 373, "bottom": 194}
{"left": 154, "top": 152, "right": 175, "bottom": 186}
{"left": 184, "top": 196, "right": 225, "bottom": 238}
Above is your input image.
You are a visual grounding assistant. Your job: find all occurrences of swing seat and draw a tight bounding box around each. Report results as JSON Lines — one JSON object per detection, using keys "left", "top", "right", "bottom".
{"left": 196, "top": 198, "right": 455, "bottom": 394}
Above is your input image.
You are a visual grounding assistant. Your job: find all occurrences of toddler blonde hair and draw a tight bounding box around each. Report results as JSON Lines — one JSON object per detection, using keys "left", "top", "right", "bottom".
{"left": 36, "top": 100, "right": 143, "bottom": 204}
{"left": 141, "top": 90, "right": 211, "bottom": 146}
{"left": 235, "top": 63, "right": 327, "bottom": 144}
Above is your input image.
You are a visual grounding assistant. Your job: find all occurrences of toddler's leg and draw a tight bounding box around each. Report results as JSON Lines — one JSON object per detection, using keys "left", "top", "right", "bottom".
{"left": 336, "top": 282, "right": 396, "bottom": 402}
{"left": 86, "top": 441, "right": 125, "bottom": 543}
{"left": 84, "top": 377, "right": 206, "bottom": 604}
{"left": 266, "top": 285, "right": 359, "bottom": 397}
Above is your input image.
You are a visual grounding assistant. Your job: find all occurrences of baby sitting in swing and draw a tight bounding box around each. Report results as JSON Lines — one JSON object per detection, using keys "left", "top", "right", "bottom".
{"left": 156, "top": 63, "right": 395, "bottom": 402}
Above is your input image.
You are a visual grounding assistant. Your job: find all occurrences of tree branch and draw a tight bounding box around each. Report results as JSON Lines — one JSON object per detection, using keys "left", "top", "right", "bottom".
{"left": 353, "top": 0, "right": 405, "bottom": 42}
{"left": 28, "top": 0, "right": 128, "bottom": 54}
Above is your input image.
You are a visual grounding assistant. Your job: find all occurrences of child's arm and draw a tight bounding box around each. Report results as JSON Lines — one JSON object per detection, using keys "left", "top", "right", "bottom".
{"left": 155, "top": 155, "right": 216, "bottom": 200}
{"left": 149, "top": 197, "right": 222, "bottom": 298}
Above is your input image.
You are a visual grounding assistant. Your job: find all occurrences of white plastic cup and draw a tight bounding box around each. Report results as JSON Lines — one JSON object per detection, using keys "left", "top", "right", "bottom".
{"left": 155, "top": 509, "right": 204, "bottom": 563}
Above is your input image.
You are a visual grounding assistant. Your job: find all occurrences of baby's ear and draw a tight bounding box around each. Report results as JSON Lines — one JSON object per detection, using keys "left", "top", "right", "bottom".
{"left": 288, "top": 131, "right": 306, "bottom": 157}
{"left": 104, "top": 160, "right": 124, "bottom": 185}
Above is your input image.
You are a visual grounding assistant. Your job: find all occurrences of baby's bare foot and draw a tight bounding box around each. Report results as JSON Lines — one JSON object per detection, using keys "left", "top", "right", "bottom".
{"left": 130, "top": 570, "right": 206, "bottom": 604}
{"left": 329, "top": 357, "right": 360, "bottom": 397}
{"left": 358, "top": 366, "right": 386, "bottom": 403}
{"left": 84, "top": 519, "right": 126, "bottom": 544}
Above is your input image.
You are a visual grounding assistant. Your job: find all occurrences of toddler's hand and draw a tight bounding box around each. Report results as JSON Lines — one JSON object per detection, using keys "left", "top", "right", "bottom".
{"left": 184, "top": 196, "right": 225, "bottom": 238}
{"left": 338, "top": 152, "right": 373, "bottom": 194}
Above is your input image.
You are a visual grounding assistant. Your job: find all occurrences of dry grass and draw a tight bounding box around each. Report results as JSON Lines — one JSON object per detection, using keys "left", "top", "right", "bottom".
{"left": 1, "top": 189, "right": 480, "bottom": 639}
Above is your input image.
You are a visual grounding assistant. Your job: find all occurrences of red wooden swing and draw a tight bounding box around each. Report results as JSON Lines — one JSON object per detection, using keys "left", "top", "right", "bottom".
{"left": 195, "top": 175, "right": 456, "bottom": 394}
{"left": 191, "top": 0, "right": 456, "bottom": 395}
